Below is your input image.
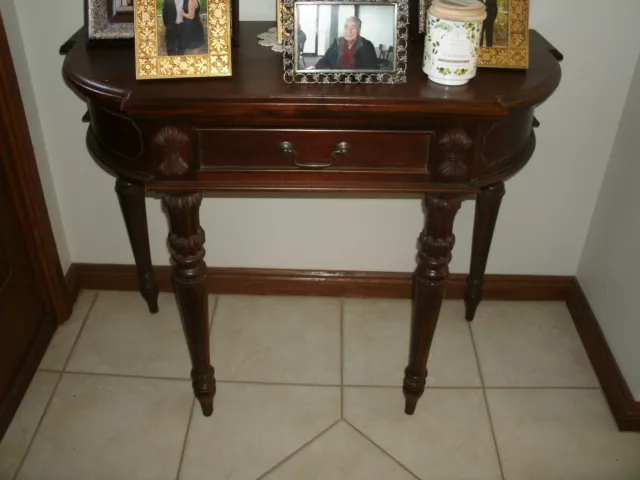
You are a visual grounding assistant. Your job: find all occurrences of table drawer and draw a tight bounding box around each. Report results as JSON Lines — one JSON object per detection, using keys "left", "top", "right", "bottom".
{"left": 197, "top": 129, "right": 431, "bottom": 172}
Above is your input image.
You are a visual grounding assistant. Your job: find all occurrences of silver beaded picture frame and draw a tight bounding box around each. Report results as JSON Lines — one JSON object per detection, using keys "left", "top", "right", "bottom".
{"left": 283, "top": 0, "right": 408, "bottom": 84}
{"left": 85, "top": 0, "right": 135, "bottom": 43}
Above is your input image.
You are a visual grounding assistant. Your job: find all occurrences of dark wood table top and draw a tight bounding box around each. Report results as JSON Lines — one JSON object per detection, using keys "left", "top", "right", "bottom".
{"left": 63, "top": 22, "right": 561, "bottom": 120}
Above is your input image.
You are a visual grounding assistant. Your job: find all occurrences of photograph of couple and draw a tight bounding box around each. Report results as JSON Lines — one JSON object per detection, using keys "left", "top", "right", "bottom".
{"left": 116, "top": 0, "right": 134, "bottom": 12}
{"left": 423, "top": 0, "right": 509, "bottom": 48}
{"left": 158, "top": 0, "right": 208, "bottom": 57}
{"left": 296, "top": 4, "right": 396, "bottom": 72}
{"left": 481, "top": 0, "right": 508, "bottom": 48}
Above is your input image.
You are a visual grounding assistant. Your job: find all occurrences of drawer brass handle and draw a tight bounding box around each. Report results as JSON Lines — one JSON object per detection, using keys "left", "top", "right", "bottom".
{"left": 279, "top": 141, "right": 297, "bottom": 158}
{"left": 331, "top": 142, "right": 351, "bottom": 163}
{"left": 280, "top": 141, "right": 334, "bottom": 170}
{"left": 280, "top": 141, "right": 350, "bottom": 169}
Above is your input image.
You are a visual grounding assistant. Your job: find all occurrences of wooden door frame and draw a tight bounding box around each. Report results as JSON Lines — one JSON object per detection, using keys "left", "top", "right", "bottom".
{"left": 0, "top": 12, "right": 70, "bottom": 323}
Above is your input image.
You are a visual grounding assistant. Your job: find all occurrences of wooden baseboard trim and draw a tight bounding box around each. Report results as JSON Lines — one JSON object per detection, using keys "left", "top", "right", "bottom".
{"left": 64, "top": 264, "right": 80, "bottom": 324}
{"left": 70, "top": 263, "right": 572, "bottom": 300}
{"left": 566, "top": 279, "right": 640, "bottom": 431}
{"left": 0, "top": 316, "right": 56, "bottom": 438}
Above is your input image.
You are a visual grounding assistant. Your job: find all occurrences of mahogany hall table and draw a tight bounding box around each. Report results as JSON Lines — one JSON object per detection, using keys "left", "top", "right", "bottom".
{"left": 61, "top": 22, "right": 561, "bottom": 417}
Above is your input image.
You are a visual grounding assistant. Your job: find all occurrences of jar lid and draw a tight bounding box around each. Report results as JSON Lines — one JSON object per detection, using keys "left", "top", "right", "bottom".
{"left": 429, "top": 0, "right": 487, "bottom": 22}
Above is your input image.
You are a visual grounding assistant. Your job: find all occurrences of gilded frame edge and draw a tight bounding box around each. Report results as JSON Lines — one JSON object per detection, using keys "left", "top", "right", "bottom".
{"left": 282, "top": 0, "right": 409, "bottom": 84}
{"left": 134, "top": 0, "right": 233, "bottom": 80}
{"left": 478, "top": 0, "right": 529, "bottom": 69}
{"left": 418, "top": 0, "right": 529, "bottom": 70}
{"left": 278, "top": 1, "right": 284, "bottom": 44}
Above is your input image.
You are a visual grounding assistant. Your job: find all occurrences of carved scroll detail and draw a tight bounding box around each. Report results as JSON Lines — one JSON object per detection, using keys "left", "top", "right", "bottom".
{"left": 438, "top": 129, "right": 473, "bottom": 178}
{"left": 418, "top": 233, "right": 456, "bottom": 263}
{"left": 163, "top": 191, "right": 202, "bottom": 214}
{"left": 154, "top": 126, "right": 189, "bottom": 176}
{"left": 168, "top": 229, "right": 206, "bottom": 259}
{"left": 414, "top": 196, "right": 462, "bottom": 284}
{"left": 163, "top": 193, "right": 205, "bottom": 263}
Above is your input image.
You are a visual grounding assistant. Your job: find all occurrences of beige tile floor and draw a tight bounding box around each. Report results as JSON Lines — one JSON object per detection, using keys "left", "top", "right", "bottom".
{"left": 2, "top": 290, "right": 640, "bottom": 480}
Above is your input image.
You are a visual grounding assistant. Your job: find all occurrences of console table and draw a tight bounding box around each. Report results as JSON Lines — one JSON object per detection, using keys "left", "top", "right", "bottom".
{"left": 61, "top": 21, "right": 561, "bottom": 417}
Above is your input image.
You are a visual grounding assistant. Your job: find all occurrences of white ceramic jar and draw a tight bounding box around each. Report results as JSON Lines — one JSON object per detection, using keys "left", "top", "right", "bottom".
{"left": 423, "top": 0, "right": 486, "bottom": 86}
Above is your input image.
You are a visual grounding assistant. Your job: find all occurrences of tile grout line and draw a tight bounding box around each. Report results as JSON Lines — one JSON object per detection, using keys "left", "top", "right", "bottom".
{"left": 62, "top": 291, "right": 100, "bottom": 372}
{"left": 340, "top": 298, "right": 345, "bottom": 420}
{"left": 12, "top": 372, "right": 64, "bottom": 480}
{"left": 175, "top": 399, "right": 196, "bottom": 480}
{"left": 343, "top": 419, "right": 421, "bottom": 480}
{"left": 61, "top": 370, "right": 192, "bottom": 382}
{"left": 482, "top": 386, "right": 601, "bottom": 390}
{"left": 217, "top": 379, "right": 341, "bottom": 388}
{"left": 344, "top": 384, "right": 483, "bottom": 390}
{"left": 50, "top": 370, "right": 345, "bottom": 388}
{"left": 331, "top": 384, "right": 600, "bottom": 390}
{"left": 468, "top": 321, "right": 506, "bottom": 480}
{"left": 209, "top": 295, "right": 219, "bottom": 330}
{"left": 33, "top": 369, "right": 602, "bottom": 391}
{"left": 12, "top": 291, "right": 100, "bottom": 480}
{"left": 255, "top": 419, "right": 342, "bottom": 480}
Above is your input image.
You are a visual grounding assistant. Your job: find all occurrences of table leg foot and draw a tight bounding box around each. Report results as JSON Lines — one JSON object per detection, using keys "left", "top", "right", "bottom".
{"left": 404, "top": 398, "right": 418, "bottom": 415}
{"left": 403, "top": 368, "right": 427, "bottom": 415}
{"left": 464, "top": 279, "right": 482, "bottom": 321}
{"left": 140, "top": 272, "right": 159, "bottom": 314}
{"left": 193, "top": 367, "right": 216, "bottom": 416}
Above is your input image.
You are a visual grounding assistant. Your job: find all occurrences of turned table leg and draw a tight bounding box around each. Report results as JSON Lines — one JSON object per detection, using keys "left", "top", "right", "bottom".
{"left": 465, "top": 182, "right": 505, "bottom": 321}
{"left": 162, "top": 192, "right": 215, "bottom": 416}
{"left": 404, "top": 194, "right": 462, "bottom": 415}
{"left": 115, "top": 178, "right": 159, "bottom": 313}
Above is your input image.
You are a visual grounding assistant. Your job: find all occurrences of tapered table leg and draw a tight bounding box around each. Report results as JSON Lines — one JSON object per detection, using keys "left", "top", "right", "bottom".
{"left": 162, "top": 192, "right": 215, "bottom": 416}
{"left": 115, "top": 178, "right": 159, "bottom": 313}
{"left": 465, "top": 182, "right": 505, "bottom": 321}
{"left": 404, "top": 194, "right": 462, "bottom": 415}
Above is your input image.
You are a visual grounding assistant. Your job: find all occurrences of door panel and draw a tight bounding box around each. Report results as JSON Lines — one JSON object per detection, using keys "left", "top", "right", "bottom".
{"left": 0, "top": 229, "right": 11, "bottom": 294}
{"left": 0, "top": 11, "right": 66, "bottom": 439}
{"left": 0, "top": 170, "right": 48, "bottom": 398}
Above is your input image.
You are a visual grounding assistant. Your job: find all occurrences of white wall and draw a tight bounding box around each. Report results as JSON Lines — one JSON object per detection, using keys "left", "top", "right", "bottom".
{"left": 359, "top": 5, "right": 395, "bottom": 50}
{"left": 0, "top": 0, "right": 70, "bottom": 271}
{"left": 578, "top": 52, "right": 640, "bottom": 401}
{"left": 10, "top": 0, "right": 640, "bottom": 276}
{"left": 297, "top": 5, "right": 319, "bottom": 53}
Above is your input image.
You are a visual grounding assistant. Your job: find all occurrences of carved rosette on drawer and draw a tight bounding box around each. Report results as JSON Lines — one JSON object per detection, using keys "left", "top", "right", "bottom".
{"left": 152, "top": 126, "right": 192, "bottom": 177}
{"left": 430, "top": 128, "right": 474, "bottom": 183}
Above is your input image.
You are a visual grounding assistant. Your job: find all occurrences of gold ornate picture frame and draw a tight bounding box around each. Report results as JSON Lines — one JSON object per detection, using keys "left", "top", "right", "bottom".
{"left": 417, "top": 0, "right": 529, "bottom": 69}
{"left": 135, "top": 0, "right": 232, "bottom": 80}
{"left": 277, "top": 0, "right": 284, "bottom": 44}
{"left": 478, "top": 0, "right": 528, "bottom": 69}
